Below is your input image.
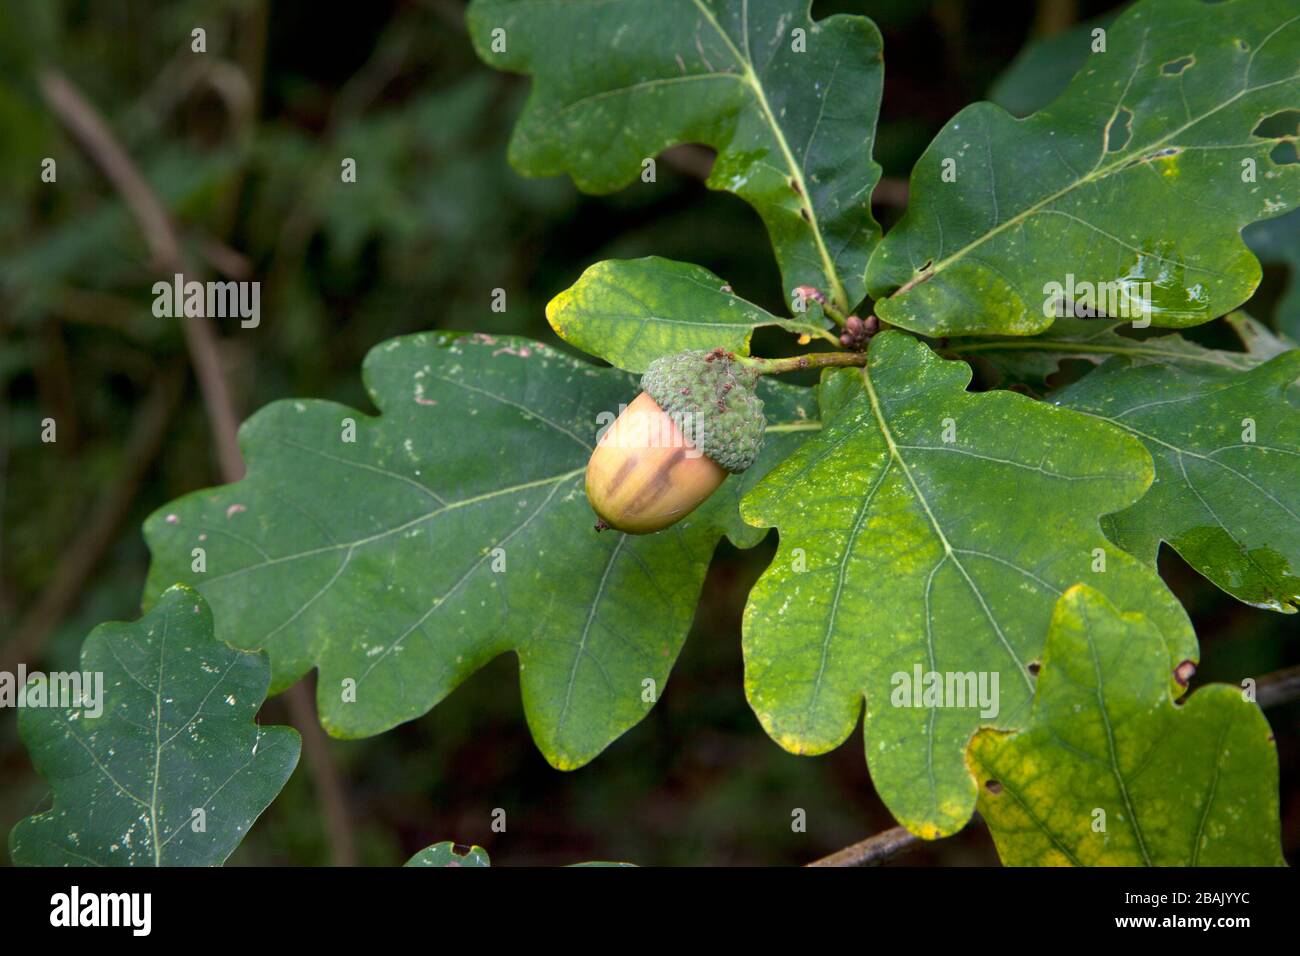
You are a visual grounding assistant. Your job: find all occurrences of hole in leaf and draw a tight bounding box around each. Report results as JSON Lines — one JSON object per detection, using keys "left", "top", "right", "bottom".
{"left": 1174, "top": 659, "right": 1196, "bottom": 687}
{"left": 1271, "top": 141, "right": 1299, "bottom": 166}
{"left": 1105, "top": 107, "right": 1133, "bottom": 152}
{"left": 1253, "top": 110, "right": 1300, "bottom": 139}
{"left": 1236, "top": 38, "right": 1250, "bottom": 53}
{"left": 985, "top": 779, "right": 1003, "bottom": 795}
{"left": 1027, "top": 661, "right": 1041, "bottom": 676}
{"left": 1161, "top": 55, "right": 1195, "bottom": 75}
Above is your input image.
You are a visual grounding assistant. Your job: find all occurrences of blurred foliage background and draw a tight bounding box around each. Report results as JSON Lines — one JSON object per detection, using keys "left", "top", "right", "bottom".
{"left": 1, "top": 0, "right": 1296, "bottom": 867}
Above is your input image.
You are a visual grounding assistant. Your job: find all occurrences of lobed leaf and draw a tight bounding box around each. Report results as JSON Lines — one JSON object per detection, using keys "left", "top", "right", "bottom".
{"left": 971, "top": 585, "right": 1284, "bottom": 866}
{"left": 1244, "top": 207, "right": 1300, "bottom": 339}
{"left": 546, "top": 256, "right": 833, "bottom": 372}
{"left": 989, "top": 13, "right": 1116, "bottom": 119}
{"left": 740, "top": 331, "right": 1196, "bottom": 838}
{"left": 144, "top": 333, "right": 818, "bottom": 770}
{"left": 867, "top": 0, "right": 1300, "bottom": 336}
{"left": 1054, "top": 348, "right": 1300, "bottom": 611}
{"left": 467, "top": 0, "right": 884, "bottom": 313}
{"left": 9, "top": 586, "right": 300, "bottom": 866}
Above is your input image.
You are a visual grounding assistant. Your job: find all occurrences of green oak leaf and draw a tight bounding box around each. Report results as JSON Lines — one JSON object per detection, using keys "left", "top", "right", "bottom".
{"left": 1053, "top": 349, "right": 1300, "bottom": 611}
{"left": 988, "top": 14, "right": 1117, "bottom": 118}
{"left": 467, "top": 0, "right": 884, "bottom": 314}
{"left": 713, "top": 377, "right": 819, "bottom": 549}
{"left": 948, "top": 311, "right": 1282, "bottom": 390}
{"left": 405, "top": 842, "right": 491, "bottom": 867}
{"left": 740, "top": 331, "right": 1196, "bottom": 838}
{"left": 1244, "top": 207, "right": 1300, "bottom": 339}
{"left": 143, "top": 333, "right": 817, "bottom": 770}
{"left": 9, "top": 585, "right": 300, "bottom": 866}
{"left": 867, "top": 0, "right": 1300, "bottom": 336}
{"left": 404, "top": 842, "right": 633, "bottom": 866}
{"left": 546, "top": 257, "right": 834, "bottom": 372}
{"left": 971, "top": 585, "right": 1284, "bottom": 866}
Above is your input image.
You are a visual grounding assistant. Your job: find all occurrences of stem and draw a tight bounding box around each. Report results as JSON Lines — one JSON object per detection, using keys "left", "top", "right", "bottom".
{"left": 773, "top": 320, "right": 842, "bottom": 347}
{"left": 792, "top": 285, "right": 847, "bottom": 328}
{"left": 737, "top": 351, "right": 869, "bottom": 375}
{"left": 806, "top": 826, "right": 920, "bottom": 867}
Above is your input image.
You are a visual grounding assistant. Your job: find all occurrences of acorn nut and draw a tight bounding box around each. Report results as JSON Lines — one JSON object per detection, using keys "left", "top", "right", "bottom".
{"left": 586, "top": 349, "right": 766, "bottom": 534}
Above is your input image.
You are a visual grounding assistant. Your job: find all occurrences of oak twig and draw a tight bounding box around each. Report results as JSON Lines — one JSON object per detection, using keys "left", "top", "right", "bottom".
{"left": 806, "top": 826, "right": 920, "bottom": 867}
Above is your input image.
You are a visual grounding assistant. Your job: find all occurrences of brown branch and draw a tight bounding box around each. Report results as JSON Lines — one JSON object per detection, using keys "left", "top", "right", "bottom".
{"left": 660, "top": 143, "right": 716, "bottom": 180}
{"left": 871, "top": 176, "right": 909, "bottom": 209}
{"left": 0, "top": 365, "right": 184, "bottom": 676}
{"left": 284, "top": 676, "right": 359, "bottom": 867}
{"left": 806, "top": 825, "right": 920, "bottom": 867}
{"left": 1256, "top": 665, "right": 1300, "bottom": 710}
{"left": 37, "top": 68, "right": 358, "bottom": 864}
{"left": 38, "top": 68, "right": 244, "bottom": 483}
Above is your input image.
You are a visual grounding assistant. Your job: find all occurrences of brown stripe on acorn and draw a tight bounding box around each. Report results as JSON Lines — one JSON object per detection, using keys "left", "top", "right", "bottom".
{"left": 586, "top": 348, "right": 765, "bottom": 534}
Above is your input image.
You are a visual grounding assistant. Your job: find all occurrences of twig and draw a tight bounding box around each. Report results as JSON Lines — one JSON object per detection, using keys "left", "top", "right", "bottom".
{"left": 660, "top": 143, "right": 716, "bottom": 180}
{"left": 422, "top": 0, "right": 469, "bottom": 33}
{"left": 38, "top": 68, "right": 245, "bottom": 482}
{"left": 284, "top": 676, "right": 359, "bottom": 866}
{"left": 871, "top": 177, "right": 909, "bottom": 209}
{"left": 0, "top": 366, "right": 184, "bottom": 677}
{"left": 805, "top": 825, "right": 920, "bottom": 867}
{"left": 737, "top": 350, "right": 870, "bottom": 375}
{"left": 38, "top": 68, "right": 358, "bottom": 864}
{"left": 1256, "top": 665, "right": 1300, "bottom": 710}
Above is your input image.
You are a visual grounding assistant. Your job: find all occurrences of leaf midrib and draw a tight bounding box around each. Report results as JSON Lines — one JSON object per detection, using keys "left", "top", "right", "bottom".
{"left": 689, "top": 0, "right": 849, "bottom": 311}
{"left": 891, "top": 61, "right": 1300, "bottom": 299}
{"left": 859, "top": 365, "right": 1036, "bottom": 696}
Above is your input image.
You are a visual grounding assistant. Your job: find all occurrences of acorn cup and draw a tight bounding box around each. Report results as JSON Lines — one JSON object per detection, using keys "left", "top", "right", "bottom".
{"left": 586, "top": 349, "right": 766, "bottom": 534}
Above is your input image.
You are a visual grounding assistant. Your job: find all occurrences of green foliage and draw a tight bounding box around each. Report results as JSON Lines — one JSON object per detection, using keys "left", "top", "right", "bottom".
{"left": 740, "top": 331, "right": 1195, "bottom": 837}
{"left": 9, "top": 0, "right": 1297, "bottom": 867}
{"left": 1244, "top": 208, "right": 1300, "bottom": 338}
{"left": 948, "top": 311, "right": 1285, "bottom": 391}
{"left": 868, "top": 0, "right": 1300, "bottom": 336}
{"left": 405, "top": 842, "right": 491, "bottom": 867}
{"left": 971, "top": 585, "right": 1284, "bottom": 866}
{"left": 1055, "top": 350, "right": 1300, "bottom": 611}
{"left": 9, "top": 587, "right": 300, "bottom": 866}
{"left": 547, "top": 257, "right": 832, "bottom": 373}
{"left": 143, "top": 333, "right": 819, "bottom": 769}
{"left": 988, "top": 14, "right": 1116, "bottom": 119}
{"left": 467, "top": 0, "right": 884, "bottom": 313}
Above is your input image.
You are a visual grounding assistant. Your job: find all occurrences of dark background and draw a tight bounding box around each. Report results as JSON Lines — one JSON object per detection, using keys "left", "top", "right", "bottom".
{"left": 1, "top": 0, "right": 1295, "bottom": 866}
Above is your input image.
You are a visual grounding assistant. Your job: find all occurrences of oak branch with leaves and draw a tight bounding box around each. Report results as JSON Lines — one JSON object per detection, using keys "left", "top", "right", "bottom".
{"left": 12, "top": 0, "right": 1298, "bottom": 867}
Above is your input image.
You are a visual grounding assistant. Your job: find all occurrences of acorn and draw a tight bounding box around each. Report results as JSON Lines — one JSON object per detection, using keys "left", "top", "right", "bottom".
{"left": 586, "top": 349, "right": 766, "bottom": 534}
